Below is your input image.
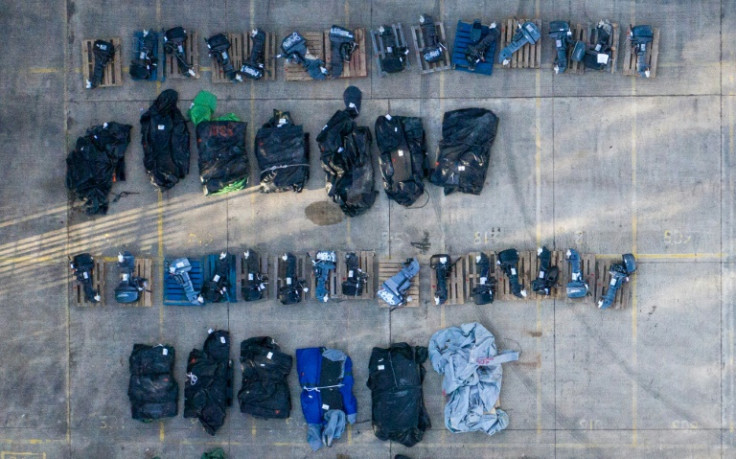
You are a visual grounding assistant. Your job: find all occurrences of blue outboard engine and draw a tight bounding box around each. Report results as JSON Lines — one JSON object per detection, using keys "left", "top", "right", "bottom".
{"left": 598, "top": 254, "right": 637, "bottom": 309}
{"left": 312, "top": 251, "right": 337, "bottom": 303}
{"left": 377, "top": 258, "right": 420, "bottom": 308}
{"left": 549, "top": 21, "right": 572, "bottom": 74}
{"left": 531, "top": 246, "right": 559, "bottom": 295}
{"left": 278, "top": 253, "right": 308, "bottom": 305}
{"left": 115, "top": 251, "right": 148, "bottom": 303}
{"left": 565, "top": 249, "right": 589, "bottom": 298}
{"left": 168, "top": 258, "right": 202, "bottom": 305}
{"left": 472, "top": 252, "right": 495, "bottom": 305}
{"left": 70, "top": 253, "right": 101, "bottom": 303}
{"left": 499, "top": 21, "right": 541, "bottom": 65}
{"left": 630, "top": 25, "right": 653, "bottom": 78}
{"left": 497, "top": 248, "right": 527, "bottom": 298}
{"left": 419, "top": 14, "right": 445, "bottom": 63}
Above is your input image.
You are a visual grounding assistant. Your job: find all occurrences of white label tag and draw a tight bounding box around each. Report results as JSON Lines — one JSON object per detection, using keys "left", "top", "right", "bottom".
{"left": 286, "top": 278, "right": 292, "bottom": 285}
{"left": 556, "top": 39, "right": 562, "bottom": 47}
{"left": 377, "top": 365, "right": 385, "bottom": 370}
{"left": 162, "top": 348, "right": 168, "bottom": 356}
{"left": 322, "top": 404, "right": 330, "bottom": 411}
{"left": 597, "top": 53, "right": 609, "bottom": 64}
{"left": 213, "top": 274, "right": 221, "bottom": 282}
{"left": 83, "top": 272, "right": 89, "bottom": 279}
{"left": 220, "top": 336, "right": 226, "bottom": 344}
{"left": 458, "top": 165, "right": 466, "bottom": 171}
{"left": 385, "top": 114, "right": 392, "bottom": 120}
{"left": 539, "top": 271, "right": 545, "bottom": 279}
{"left": 157, "top": 124, "right": 165, "bottom": 130}
{"left": 480, "top": 277, "right": 487, "bottom": 285}
{"left": 511, "top": 268, "right": 517, "bottom": 275}
{"left": 266, "top": 352, "right": 273, "bottom": 360}
{"left": 348, "top": 270, "right": 354, "bottom": 277}
{"left": 610, "top": 278, "right": 617, "bottom": 286}
{"left": 397, "top": 150, "right": 404, "bottom": 157}
{"left": 248, "top": 273, "right": 254, "bottom": 280}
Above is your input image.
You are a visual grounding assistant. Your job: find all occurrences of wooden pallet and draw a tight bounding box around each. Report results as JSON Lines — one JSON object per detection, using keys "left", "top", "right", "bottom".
{"left": 272, "top": 253, "right": 312, "bottom": 300}
{"left": 499, "top": 18, "right": 542, "bottom": 69}
{"left": 370, "top": 24, "right": 411, "bottom": 77}
{"left": 378, "top": 259, "right": 420, "bottom": 308}
{"left": 284, "top": 29, "right": 368, "bottom": 81}
{"left": 235, "top": 251, "right": 270, "bottom": 301}
{"left": 410, "top": 21, "right": 451, "bottom": 73}
{"left": 82, "top": 37, "right": 123, "bottom": 88}
{"left": 594, "top": 257, "right": 632, "bottom": 309}
{"left": 244, "top": 31, "right": 278, "bottom": 81}
{"left": 71, "top": 258, "right": 105, "bottom": 307}
{"left": 622, "top": 26, "right": 659, "bottom": 78}
{"left": 211, "top": 32, "right": 244, "bottom": 83}
{"left": 164, "top": 29, "right": 199, "bottom": 79}
{"left": 562, "top": 252, "right": 596, "bottom": 301}
{"left": 429, "top": 255, "right": 466, "bottom": 305}
{"left": 336, "top": 251, "right": 375, "bottom": 300}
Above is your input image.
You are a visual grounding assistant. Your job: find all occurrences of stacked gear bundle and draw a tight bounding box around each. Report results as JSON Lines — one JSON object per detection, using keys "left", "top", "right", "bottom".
{"left": 115, "top": 251, "right": 148, "bottom": 304}
{"left": 328, "top": 25, "right": 358, "bottom": 78}
{"left": 278, "top": 253, "right": 308, "bottom": 305}
{"left": 241, "top": 250, "right": 268, "bottom": 301}
{"left": 140, "top": 89, "right": 190, "bottom": 190}
{"left": 317, "top": 86, "right": 377, "bottom": 217}
{"left": 188, "top": 91, "right": 249, "bottom": 195}
{"left": 280, "top": 31, "right": 328, "bottom": 80}
{"left": 164, "top": 27, "right": 197, "bottom": 78}
{"left": 429, "top": 322, "right": 518, "bottom": 436}
{"left": 70, "top": 253, "right": 101, "bottom": 303}
{"left": 312, "top": 251, "right": 337, "bottom": 303}
{"left": 199, "top": 252, "right": 232, "bottom": 304}
{"left": 130, "top": 30, "right": 158, "bottom": 81}
{"left": 205, "top": 33, "right": 243, "bottom": 82}
{"left": 367, "top": 343, "right": 431, "bottom": 447}
{"left": 255, "top": 110, "right": 309, "bottom": 193}
{"left": 184, "top": 330, "right": 234, "bottom": 435}
{"left": 375, "top": 114, "right": 430, "bottom": 207}
{"left": 86, "top": 39, "right": 115, "bottom": 89}
{"left": 377, "top": 25, "right": 409, "bottom": 74}
{"left": 240, "top": 29, "right": 267, "bottom": 80}
{"left": 238, "top": 337, "right": 292, "bottom": 419}
{"left": 128, "top": 344, "right": 178, "bottom": 421}
{"left": 296, "top": 347, "right": 357, "bottom": 451}
{"left": 430, "top": 108, "right": 499, "bottom": 196}
{"left": 66, "top": 121, "right": 131, "bottom": 215}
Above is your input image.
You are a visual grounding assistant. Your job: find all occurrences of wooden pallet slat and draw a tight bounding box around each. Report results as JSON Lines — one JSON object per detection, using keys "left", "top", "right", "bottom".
{"left": 378, "top": 259, "right": 420, "bottom": 308}
{"left": 244, "top": 31, "right": 278, "bottom": 81}
{"left": 235, "top": 251, "right": 270, "bottom": 301}
{"left": 594, "top": 257, "right": 632, "bottom": 309}
{"left": 164, "top": 29, "right": 199, "bottom": 79}
{"left": 499, "top": 18, "right": 542, "bottom": 69}
{"left": 622, "top": 26, "right": 659, "bottom": 78}
{"left": 410, "top": 21, "right": 451, "bottom": 74}
{"left": 82, "top": 37, "right": 123, "bottom": 88}
{"left": 72, "top": 258, "right": 105, "bottom": 307}
{"left": 336, "top": 251, "right": 375, "bottom": 300}
{"left": 429, "top": 255, "right": 466, "bottom": 305}
{"left": 211, "top": 32, "right": 245, "bottom": 84}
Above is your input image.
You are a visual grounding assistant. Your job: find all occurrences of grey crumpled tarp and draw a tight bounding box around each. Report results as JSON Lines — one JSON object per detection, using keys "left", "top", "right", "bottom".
{"left": 428, "top": 322, "right": 519, "bottom": 435}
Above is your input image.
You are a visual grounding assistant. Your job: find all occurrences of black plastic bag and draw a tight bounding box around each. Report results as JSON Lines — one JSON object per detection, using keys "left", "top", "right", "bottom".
{"left": 317, "top": 110, "right": 377, "bottom": 217}
{"left": 141, "top": 89, "right": 190, "bottom": 190}
{"left": 128, "top": 344, "right": 178, "bottom": 421}
{"left": 255, "top": 110, "right": 309, "bottom": 193}
{"left": 197, "top": 121, "right": 249, "bottom": 195}
{"left": 238, "top": 337, "right": 292, "bottom": 419}
{"left": 367, "top": 343, "right": 431, "bottom": 447}
{"left": 430, "top": 108, "right": 498, "bottom": 195}
{"left": 184, "top": 330, "right": 233, "bottom": 435}
{"left": 375, "top": 115, "right": 429, "bottom": 206}
{"left": 66, "top": 122, "right": 131, "bottom": 215}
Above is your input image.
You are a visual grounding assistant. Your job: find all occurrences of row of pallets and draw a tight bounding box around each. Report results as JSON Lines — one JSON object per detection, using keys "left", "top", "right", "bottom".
{"left": 81, "top": 19, "right": 659, "bottom": 87}
{"left": 73, "top": 250, "right": 631, "bottom": 310}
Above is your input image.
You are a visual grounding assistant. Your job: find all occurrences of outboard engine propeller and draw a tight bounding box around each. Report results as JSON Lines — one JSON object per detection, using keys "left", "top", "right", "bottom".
{"left": 472, "top": 252, "right": 495, "bottom": 305}
{"left": 87, "top": 40, "right": 115, "bottom": 89}
{"left": 377, "top": 258, "right": 420, "bottom": 308}
{"left": 168, "top": 258, "right": 202, "bottom": 305}
{"left": 630, "top": 25, "right": 653, "bottom": 78}
{"left": 419, "top": 14, "right": 445, "bottom": 63}
{"left": 312, "top": 251, "right": 337, "bottom": 303}
{"left": 70, "top": 253, "right": 101, "bottom": 303}
{"left": 497, "top": 248, "right": 527, "bottom": 298}
{"left": 130, "top": 30, "right": 158, "bottom": 80}
{"left": 531, "top": 246, "right": 559, "bottom": 295}
{"left": 464, "top": 22, "right": 499, "bottom": 71}
{"left": 598, "top": 254, "right": 637, "bottom": 309}
{"left": 278, "top": 253, "right": 308, "bottom": 305}
{"left": 164, "top": 27, "right": 196, "bottom": 77}
{"left": 241, "top": 28, "right": 266, "bottom": 80}
{"left": 430, "top": 254, "right": 452, "bottom": 305}
{"left": 565, "top": 249, "right": 589, "bottom": 298}
{"left": 206, "top": 33, "right": 243, "bottom": 82}
{"left": 279, "top": 31, "right": 327, "bottom": 80}
{"left": 199, "top": 252, "right": 230, "bottom": 304}
{"left": 549, "top": 21, "right": 572, "bottom": 74}
{"left": 341, "top": 252, "right": 368, "bottom": 297}
{"left": 115, "top": 251, "right": 148, "bottom": 303}
{"left": 328, "top": 25, "right": 357, "bottom": 78}
{"left": 241, "top": 250, "right": 268, "bottom": 301}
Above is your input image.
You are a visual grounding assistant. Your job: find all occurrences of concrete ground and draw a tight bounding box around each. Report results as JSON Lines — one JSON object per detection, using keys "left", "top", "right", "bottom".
{"left": 0, "top": 0, "right": 734, "bottom": 458}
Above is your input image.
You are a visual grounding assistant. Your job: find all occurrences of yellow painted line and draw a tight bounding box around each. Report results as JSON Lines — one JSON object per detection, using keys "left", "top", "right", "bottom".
{"left": 159, "top": 421, "right": 164, "bottom": 442}
{"left": 347, "top": 423, "right": 352, "bottom": 444}
{"left": 0, "top": 255, "right": 54, "bottom": 263}
{"left": 629, "top": 17, "right": 638, "bottom": 442}
{"left": 200, "top": 66, "right": 212, "bottom": 72}
{"left": 251, "top": 419, "right": 256, "bottom": 438}
{"left": 0, "top": 439, "right": 64, "bottom": 444}
{"left": 597, "top": 253, "right": 723, "bottom": 260}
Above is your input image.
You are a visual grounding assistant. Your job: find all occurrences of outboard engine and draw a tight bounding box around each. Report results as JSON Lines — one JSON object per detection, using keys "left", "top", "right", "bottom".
{"left": 87, "top": 39, "right": 115, "bottom": 89}
{"left": 630, "top": 25, "right": 653, "bottom": 77}
{"left": 341, "top": 252, "right": 368, "bottom": 297}
{"left": 497, "top": 248, "right": 527, "bottom": 298}
{"left": 164, "top": 27, "right": 196, "bottom": 77}
{"left": 472, "top": 252, "right": 495, "bottom": 305}
{"left": 499, "top": 21, "right": 541, "bottom": 65}
{"left": 377, "top": 25, "right": 409, "bottom": 74}
{"left": 549, "top": 21, "right": 572, "bottom": 74}
{"left": 419, "top": 14, "right": 444, "bottom": 63}
{"left": 377, "top": 258, "right": 420, "bottom": 308}
{"left": 328, "top": 25, "right": 357, "bottom": 78}
{"left": 312, "top": 251, "right": 337, "bottom": 303}
{"left": 206, "top": 33, "right": 243, "bottom": 82}
{"left": 241, "top": 250, "right": 268, "bottom": 301}
{"left": 598, "top": 254, "right": 637, "bottom": 309}
{"left": 241, "top": 28, "right": 266, "bottom": 80}
{"left": 464, "top": 22, "right": 499, "bottom": 71}
{"left": 115, "top": 251, "right": 148, "bottom": 304}
{"left": 280, "top": 31, "right": 327, "bottom": 80}
{"left": 70, "top": 253, "right": 101, "bottom": 303}
{"left": 431, "top": 254, "right": 451, "bottom": 306}
{"left": 278, "top": 253, "right": 308, "bottom": 305}
{"left": 565, "top": 249, "right": 589, "bottom": 298}
{"left": 531, "top": 246, "right": 559, "bottom": 295}
{"left": 199, "top": 252, "right": 230, "bottom": 304}
{"left": 130, "top": 30, "right": 158, "bottom": 80}
{"left": 168, "top": 258, "right": 202, "bottom": 305}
